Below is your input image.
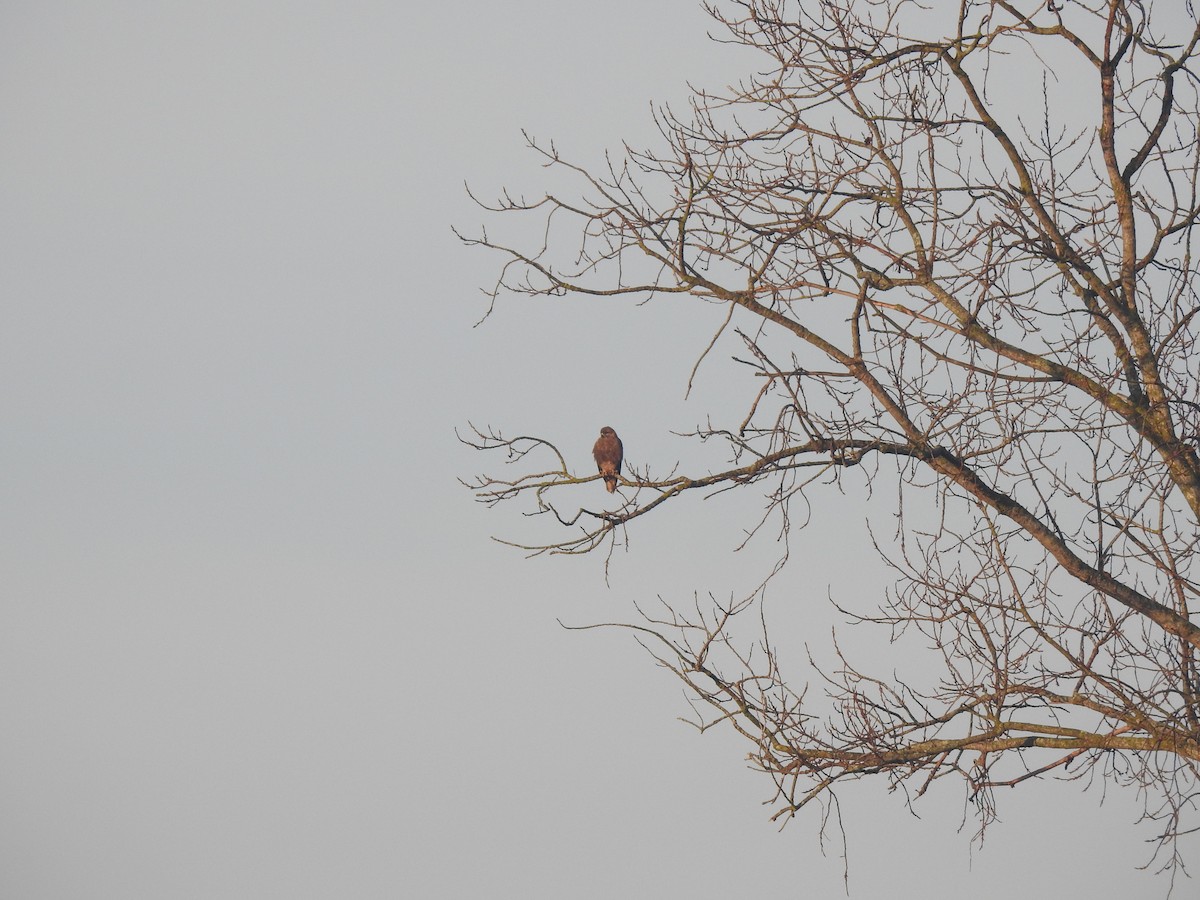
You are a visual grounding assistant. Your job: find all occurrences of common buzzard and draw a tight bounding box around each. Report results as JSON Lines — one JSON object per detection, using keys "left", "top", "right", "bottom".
{"left": 592, "top": 426, "right": 623, "bottom": 493}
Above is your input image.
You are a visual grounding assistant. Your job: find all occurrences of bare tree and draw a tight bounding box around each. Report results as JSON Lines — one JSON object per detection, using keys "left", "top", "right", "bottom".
{"left": 460, "top": 0, "right": 1200, "bottom": 881}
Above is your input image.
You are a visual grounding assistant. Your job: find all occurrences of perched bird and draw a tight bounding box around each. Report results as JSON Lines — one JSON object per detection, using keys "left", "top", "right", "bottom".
{"left": 592, "top": 426, "right": 624, "bottom": 493}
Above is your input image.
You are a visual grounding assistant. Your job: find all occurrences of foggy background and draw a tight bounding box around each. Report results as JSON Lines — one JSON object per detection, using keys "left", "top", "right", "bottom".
{"left": 0, "top": 2, "right": 1160, "bottom": 896}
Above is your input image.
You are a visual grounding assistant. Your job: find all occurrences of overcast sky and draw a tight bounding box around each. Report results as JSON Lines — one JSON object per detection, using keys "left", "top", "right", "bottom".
{"left": 0, "top": 2, "right": 1169, "bottom": 897}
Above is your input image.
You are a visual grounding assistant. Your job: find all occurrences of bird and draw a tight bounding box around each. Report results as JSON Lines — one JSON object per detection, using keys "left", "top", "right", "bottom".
{"left": 592, "top": 426, "right": 623, "bottom": 493}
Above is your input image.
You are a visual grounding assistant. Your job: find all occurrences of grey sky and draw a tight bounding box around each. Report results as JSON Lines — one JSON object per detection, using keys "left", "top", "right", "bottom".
{"left": 0, "top": 2, "right": 1164, "bottom": 897}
